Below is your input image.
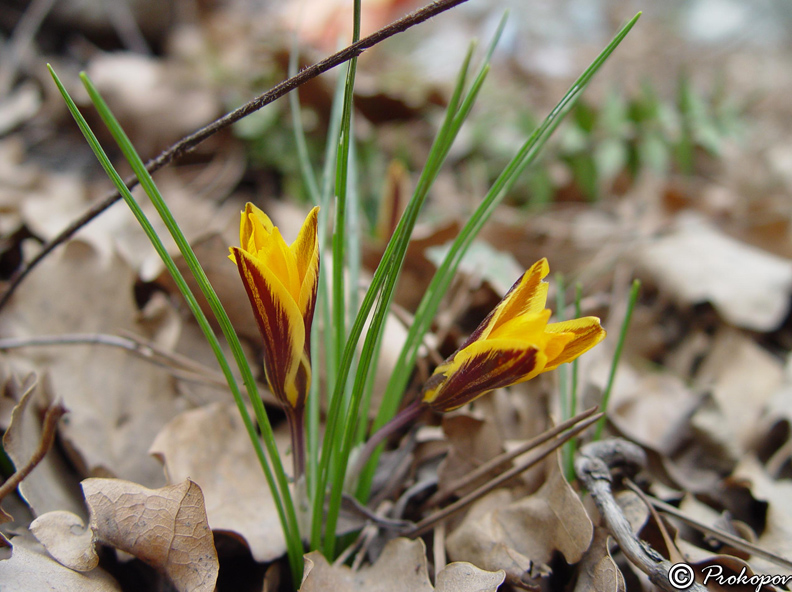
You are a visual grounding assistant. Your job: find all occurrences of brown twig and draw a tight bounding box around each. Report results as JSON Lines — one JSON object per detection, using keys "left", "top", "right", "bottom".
{"left": 403, "top": 412, "right": 601, "bottom": 538}
{"left": 0, "top": 332, "right": 280, "bottom": 404}
{"left": 575, "top": 439, "right": 707, "bottom": 592}
{"left": 424, "top": 406, "right": 600, "bottom": 508}
{"left": 624, "top": 479, "right": 792, "bottom": 573}
{"left": 0, "top": 0, "right": 469, "bottom": 313}
{"left": 0, "top": 403, "right": 66, "bottom": 502}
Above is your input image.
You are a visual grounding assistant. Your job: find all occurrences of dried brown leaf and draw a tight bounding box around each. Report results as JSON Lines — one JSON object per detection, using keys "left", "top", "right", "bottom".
{"left": 300, "top": 537, "right": 504, "bottom": 592}
{"left": 86, "top": 53, "right": 219, "bottom": 153}
{"left": 609, "top": 370, "right": 696, "bottom": 454}
{"left": 0, "top": 536, "right": 120, "bottom": 591}
{"left": 573, "top": 528, "right": 625, "bottom": 592}
{"left": 150, "top": 402, "right": 289, "bottom": 562}
{"left": 635, "top": 213, "right": 792, "bottom": 331}
{"left": 2, "top": 374, "right": 85, "bottom": 517}
{"left": 692, "top": 328, "right": 784, "bottom": 455}
{"left": 30, "top": 510, "right": 98, "bottom": 571}
{"left": 83, "top": 477, "right": 218, "bottom": 592}
{"left": 434, "top": 561, "right": 506, "bottom": 592}
{"left": 732, "top": 457, "right": 792, "bottom": 576}
{"left": 438, "top": 412, "right": 506, "bottom": 499}
{"left": 0, "top": 244, "right": 185, "bottom": 487}
{"left": 447, "top": 453, "right": 593, "bottom": 586}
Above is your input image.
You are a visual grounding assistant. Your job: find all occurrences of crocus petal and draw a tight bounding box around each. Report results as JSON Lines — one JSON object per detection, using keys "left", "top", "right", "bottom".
{"left": 259, "top": 227, "right": 301, "bottom": 299}
{"left": 469, "top": 258, "right": 550, "bottom": 345}
{"left": 232, "top": 246, "right": 308, "bottom": 408}
{"left": 240, "top": 203, "right": 274, "bottom": 252}
{"left": 543, "top": 316, "right": 606, "bottom": 371}
{"left": 291, "top": 207, "right": 320, "bottom": 345}
{"left": 488, "top": 308, "right": 551, "bottom": 342}
{"left": 423, "top": 340, "right": 547, "bottom": 412}
{"left": 420, "top": 258, "right": 606, "bottom": 412}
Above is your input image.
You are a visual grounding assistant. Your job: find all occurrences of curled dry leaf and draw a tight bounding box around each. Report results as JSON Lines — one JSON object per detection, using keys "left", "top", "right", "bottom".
{"left": 30, "top": 510, "right": 98, "bottom": 571}
{"left": 635, "top": 213, "right": 792, "bottom": 331}
{"left": 2, "top": 374, "right": 85, "bottom": 518}
{"left": 692, "top": 328, "right": 784, "bottom": 457}
{"left": 732, "top": 457, "right": 792, "bottom": 576}
{"left": 150, "top": 402, "right": 289, "bottom": 562}
{"left": 0, "top": 244, "right": 185, "bottom": 487}
{"left": 300, "top": 537, "right": 504, "bottom": 592}
{"left": 0, "top": 536, "right": 120, "bottom": 592}
{"left": 446, "top": 452, "right": 592, "bottom": 587}
{"left": 82, "top": 477, "right": 218, "bottom": 592}
{"left": 434, "top": 561, "right": 506, "bottom": 592}
{"left": 573, "top": 528, "right": 625, "bottom": 592}
{"left": 438, "top": 412, "right": 507, "bottom": 499}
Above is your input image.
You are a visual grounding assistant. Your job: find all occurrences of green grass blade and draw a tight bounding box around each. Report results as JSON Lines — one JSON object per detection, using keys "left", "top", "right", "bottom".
{"left": 358, "top": 12, "right": 641, "bottom": 502}
{"left": 595, "top": 279, "right": 640, "bottom": 440}
{"left": 564, "top": 282, "right": 583, "bottom": 480}
{"left": 72, "top": 70, "right": 305, "bottom": 580}
{"left": 318, "top": 37, "right": 489, "bottom": 557}
{"left": 289, "top": 38, "right": 321, "bottom": 204}
{"left": 47, "top": 65, "right": 305, "bottom": 578}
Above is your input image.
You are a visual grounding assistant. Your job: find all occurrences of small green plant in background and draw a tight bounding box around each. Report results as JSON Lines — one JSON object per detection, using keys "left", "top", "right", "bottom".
{"left": 464, "top": 72, "right": 744, "bottom": 206}
{"left": 50, "top": 9, "right": 641, "bottom": 590}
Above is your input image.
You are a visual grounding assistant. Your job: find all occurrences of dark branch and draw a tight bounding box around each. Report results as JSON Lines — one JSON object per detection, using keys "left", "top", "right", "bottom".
{"left": 0, "top": 0, "right": 469, "bottom": 311}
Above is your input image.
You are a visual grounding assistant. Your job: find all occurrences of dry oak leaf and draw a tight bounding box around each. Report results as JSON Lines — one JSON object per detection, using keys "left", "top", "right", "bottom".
{"left": 0, "top": 536, "right": 120, "bottom": 591}
{"left": 82, "top": 477, "right": 218, "bottom": 592}
{"left": 3, "top": 373, "right": 85, "bottom": 518}
{"left": 30, "top": 510, "right": 98, "bottom": 572}
{"left": 150, "top": 402, "right": 289, "bottom": 562}
{"left": 635, "top": 212, "right": 792, "bottom": 331}
{"left": 300, "top": 537, "right": 504, "bottom": 592}
{"left": 573, "top": 527, "right": 625, "bottom": 592}
{"left": 447, "top": 452, "right": 593, "bottom": 586}
{"left": 0, "top": 243, "right": 185, "bottom": 487}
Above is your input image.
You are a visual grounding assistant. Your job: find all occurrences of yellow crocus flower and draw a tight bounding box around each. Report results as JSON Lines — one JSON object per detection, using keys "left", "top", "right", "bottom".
{"left": 229, "top": 203, "right": 320, "bottom": 411}
{"left": 422, "top": 258, "right": 605, "bottom": 412}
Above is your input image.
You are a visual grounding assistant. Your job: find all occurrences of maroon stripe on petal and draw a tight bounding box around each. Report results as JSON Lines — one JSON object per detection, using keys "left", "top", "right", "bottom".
{"left": 303, "top": 257, "right": 319, "bottom": 357}
{"left": 235, "top": 250, "right": 294, "bottom": 406}
{"left": 426, "top": 347, "right": 539, "bottom": 412}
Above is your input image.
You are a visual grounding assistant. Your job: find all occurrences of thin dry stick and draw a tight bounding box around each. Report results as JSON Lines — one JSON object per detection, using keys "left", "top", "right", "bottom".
{"left": 404, "top": 413, "right": 601, "bottom": 538}
{"left": 424, "top": 406, "right": 600, "bottom": 508}
{"left": 0, "top": 403, "right": 65, "bottom": 501}
{"left": 576, "top": 439, "right": 707, "bottom": 592}
{"left": 0, "top": 332, "right": 282, "bottom": 402}
{"left": 624, "top": 479, "right": 792, "bottom": 572}
{"left": 0, "top": 0, "right": 469, "bottom": 312}
{"left": 433, "top": 521, "right": 447, "bottom": 579}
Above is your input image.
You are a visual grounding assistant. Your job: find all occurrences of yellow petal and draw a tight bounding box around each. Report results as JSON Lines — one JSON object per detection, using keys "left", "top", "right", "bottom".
{"left": 290, "top": 207, "right": 319, "bottom": 287}
{"left": 422, "top": 339, "right": 548, "bottom": 412}
{"left": 475, "top": 259, "right": 549, "bottom": 343}
{"left": 232, "top": 247, "right": 307, "bottom": 408}
{"left": 256, "top": 227, "right": 300, "bottom": 300}
{"left": 291, "top": 207, "right": 320, "bottom": 328}
{"left": 543, "top": 317, "right": 606, "bottom": 371}
{"left": 487, "top": 308, "right": 551, "bottom": 342}
{"left": 240, "top": 202, "right": 274, "bottom": 252}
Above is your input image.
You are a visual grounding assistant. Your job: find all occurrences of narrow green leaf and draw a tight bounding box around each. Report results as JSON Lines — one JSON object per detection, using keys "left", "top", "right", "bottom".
{"left": 358, "top": 12, "right": 641, "bottom": 502}
{"left": 595, "top": 279, "right": 641, "bottom": 440}
{"left": 69, "top": 69, "right": 305, "bottom": 580}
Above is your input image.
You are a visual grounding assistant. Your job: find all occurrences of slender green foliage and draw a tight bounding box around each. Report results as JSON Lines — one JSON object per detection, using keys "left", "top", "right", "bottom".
{"left": 595, "top": 278, "right": 641, "bottom": 440}
{"left": 564, "top": 282, "right": 583, "bottom": 479}
{"left": 51, "top": 67, "right": 306, "bottom": 581}
{"left": 357, "top": 13, "right": 641, "bottom": 502}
